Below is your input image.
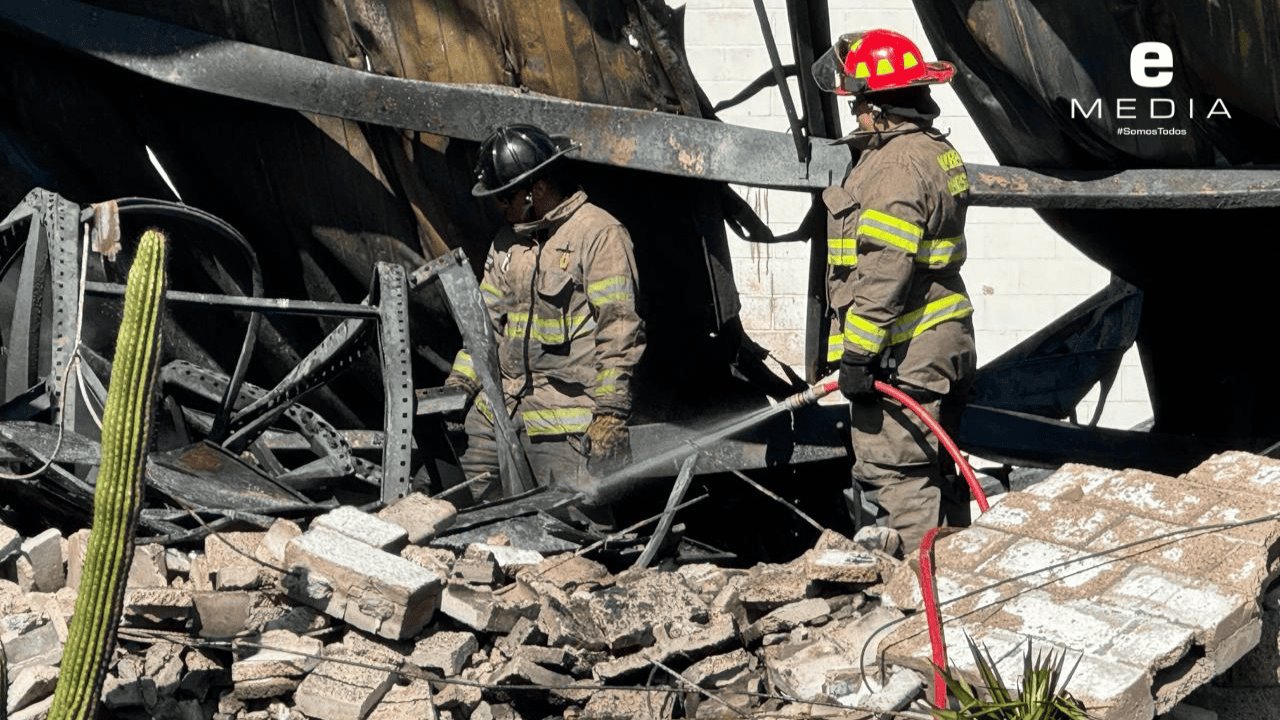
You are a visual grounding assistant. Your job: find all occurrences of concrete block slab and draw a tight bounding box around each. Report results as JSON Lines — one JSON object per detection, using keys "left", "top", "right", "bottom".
{"left": 284, "top": 528, "right": 442, "bottom": 640}
{"left": 377, "top": 492, "right": 457, "bottom": 544}
{"left": 313, "top": 506, "right": 409, "bottom": 552}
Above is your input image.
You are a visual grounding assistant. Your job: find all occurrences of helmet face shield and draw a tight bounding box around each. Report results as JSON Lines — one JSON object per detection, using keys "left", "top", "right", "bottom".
{"left": 811, "top": 46, "right": 844, "bottom": 94}
{"left": 811, "top": 33, "right": 868, "bottom": 95}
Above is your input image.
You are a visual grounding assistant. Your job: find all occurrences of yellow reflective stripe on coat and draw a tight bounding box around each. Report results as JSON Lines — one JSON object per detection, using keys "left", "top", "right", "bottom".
{"left": 505, "top": 312, "right": 529, "bottom": 338}
{"left": 522, "top": 407, "right": 593, "bottom": 436}
{"left": 480, "top": 281, "right": 503, "bottom": 301}
{"left": 827, "top": 334, "right": 845, "bottom": 362}
{"left": 915, "top": 236, "right": 966, "bottom": 268}
{"left": 451, "top": 351, "right": 477, "bottom": 381}
{"left": 504, "top": 312, "right": 591, "bottom": 343}
{"left": 842, "top": 311, "right": 888, "bottom": 354}
{"left": 532, "top": 314, "right": 592, "bottom": 344}
{"left": 587, "top": 275, "right": 633, "bottom": 305}
{"left": 888, "top": 293, "right": 973, "bottom": 345}
{"left": 593, "top": 368, "right": 623, "bottom": 396}
{"left": 827, "top": 237, "right": 858, "bottom": 266}
{"left": 857, "top": 209, "right": 922, "bottom": 254}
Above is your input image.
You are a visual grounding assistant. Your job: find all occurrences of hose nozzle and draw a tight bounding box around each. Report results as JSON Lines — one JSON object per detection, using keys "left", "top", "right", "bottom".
{"left": 782, "top": 373, "right": 841, "bottom": 411}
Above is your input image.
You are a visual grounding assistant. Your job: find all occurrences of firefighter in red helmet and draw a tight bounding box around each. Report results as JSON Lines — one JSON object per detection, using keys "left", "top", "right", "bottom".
{"left": 813, "top": 29, "right": 977, "bottom": 553}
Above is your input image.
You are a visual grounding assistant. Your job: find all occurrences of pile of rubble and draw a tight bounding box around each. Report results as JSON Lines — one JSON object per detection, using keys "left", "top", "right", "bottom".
{"left": 9, "top": 451, "right": 1280, "bottom": 720}
{"left": 3, "top": 493, "right": 914, "bottom": 720}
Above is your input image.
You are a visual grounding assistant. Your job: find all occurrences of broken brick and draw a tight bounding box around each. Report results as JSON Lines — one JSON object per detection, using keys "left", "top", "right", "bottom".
{"left": 294, "top": 649, "right": 397, "bottom": 720}
{"left": 377, "top": 492, "right": 457, "bottom": 544}
{"left": 284, "top": 528, "right": 443, "bottom": 640}
{"left": 411, "top": 630, "right": 478, "bottom": 677}
{"left": 313, "top": 506, "right": 409, "bottom": 553}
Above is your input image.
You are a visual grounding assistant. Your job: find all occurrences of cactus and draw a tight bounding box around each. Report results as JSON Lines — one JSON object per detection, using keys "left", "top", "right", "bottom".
{"left": 48, "top": 228, "right": 167, "bottom": 720}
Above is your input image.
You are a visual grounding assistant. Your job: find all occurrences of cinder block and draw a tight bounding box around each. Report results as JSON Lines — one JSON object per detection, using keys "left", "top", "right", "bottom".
{"left": 312, "top": 506, "right": 409, "bottom": 552}
{"left": 377, "top": 493, "right": 456, "bottom": 545}
{"left": 294, "top": 650, "right": 396, "bottom": 720}
{"left": 20, "top": 529, "right": 64, "bottom": 592}
{"left": 1101, "top": 565, "right": 1254, "bottom": 645}
{"left": 284, "top": 528, "right": 442, "bottom": 640}
{"left": 1081, "top": 470, "right": 1217, "bottom": 525}
{"left": 974, "top": 492, "right": 1119, "bottom": 549}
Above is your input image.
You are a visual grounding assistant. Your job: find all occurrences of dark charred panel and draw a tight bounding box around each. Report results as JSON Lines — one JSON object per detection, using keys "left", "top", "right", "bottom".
{"left": 915, "top": 0, "right": 1280, "bottom": 445}
{"left": 0, "top": 0, "right": 768, "bottom": 435}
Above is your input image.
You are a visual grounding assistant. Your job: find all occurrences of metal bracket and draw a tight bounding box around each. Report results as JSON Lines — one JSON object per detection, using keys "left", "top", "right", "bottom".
{"left": 371, "top": 262, "right": 414, "bottom": 504}
{"left": 435, "top": 249, "right": 536, "bottom": 496}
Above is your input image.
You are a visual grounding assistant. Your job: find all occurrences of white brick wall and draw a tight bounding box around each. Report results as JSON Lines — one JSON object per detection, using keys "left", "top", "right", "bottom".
{"left": 683, "top": 0, "right": 1152, "bottom": 430}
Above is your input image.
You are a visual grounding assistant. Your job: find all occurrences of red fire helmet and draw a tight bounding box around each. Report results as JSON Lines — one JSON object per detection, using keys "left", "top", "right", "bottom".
{"left": 812, "top": 29, "right": 955, "bottom": 96}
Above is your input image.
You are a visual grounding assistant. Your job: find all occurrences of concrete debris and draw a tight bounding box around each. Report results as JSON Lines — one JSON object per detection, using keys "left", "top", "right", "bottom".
{"left": 294, "top": 646, "right": 397, "bottom": 720}
{"left": 412, "top": 630, "right": 478, "bottom": 676}
{"left": 742, "top": 597, "right": 831, "bottom": 645}
{"left": 19, "top": 529, "right": 64, "bottom": 592}
{"left": 451, "top": 546, "right": 503, "bottom": 585}
{"left": 377, "top": 493, "right": 458, "bottom": 544}
{"left": 3, "top": 453, "right": 1280, "bottom": 719}
{"left": 63, "top": 528, "right": 89, "bottom": 590}
{"left": 232, "top": 630, "right": 323, "bottom": 698}
{"left": 0, "top": 522, "right": 19, "bottom": 564}
{"left": 519, "top": 555, "right": 610, "bottom": 591}
{"left": 441, "top": 582, "right": 538, "bottom": 634}
{"left": 129, "top": 542, "right": 170, "bottom": 588}
{"left": 365, "top": 679, "right": 437, "bottom": 720}
{"left": 313, "top": 506, "right": 410, "bottom": 553}
{"left": 6, "top": 664, "right": 58, "bottom": 714}
{"left": 284, "top": 527, "right": 443, "bottom": 639}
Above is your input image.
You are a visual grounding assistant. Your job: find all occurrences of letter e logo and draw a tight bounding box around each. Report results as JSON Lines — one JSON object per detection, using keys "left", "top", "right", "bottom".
{"left": 1131, "top": 42, "right": 1173, "bottom": 88}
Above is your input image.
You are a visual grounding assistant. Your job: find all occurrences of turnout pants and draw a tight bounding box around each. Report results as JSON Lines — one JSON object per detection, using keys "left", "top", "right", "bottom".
{"left": 453, "top": 392, "right": 588, "bottom": 506}
{"left": 849, "top": 320, "right": 976, "bottom": 553}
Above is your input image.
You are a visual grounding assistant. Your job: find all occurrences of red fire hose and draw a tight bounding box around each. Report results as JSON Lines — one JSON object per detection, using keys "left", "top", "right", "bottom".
{"left": 797, "top": 375, "right": 989, "bottom": 707}
{"left": 870, "top": 380, "right": 988, "bottom": 709}
{"left": 872, "top": 380, "right": 989, "bottom": 514}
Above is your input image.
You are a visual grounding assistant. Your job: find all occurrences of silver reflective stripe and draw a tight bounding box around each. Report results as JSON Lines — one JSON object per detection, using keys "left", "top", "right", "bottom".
{"left": 522, "top": 407, "right": 593, "bottom": 436}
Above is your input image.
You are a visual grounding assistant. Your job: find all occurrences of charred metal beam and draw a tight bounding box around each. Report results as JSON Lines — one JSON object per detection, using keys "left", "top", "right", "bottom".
{"left": 965, "top": 166, "right": 1280, "bottom": 209}
{"left": 751, "top": 0, "right": 806, "bottom": 162}
{"left": 12, "top": 0, "right": 1280, "bottom": 206}
{"left": 436, "top": 250, "right": 537, "bottom": 496}
{"left": 0, "top": 0, "right": 844, "bottom": 190}
{"left": 83, "top": 283, "right": 382, "bottom": 318}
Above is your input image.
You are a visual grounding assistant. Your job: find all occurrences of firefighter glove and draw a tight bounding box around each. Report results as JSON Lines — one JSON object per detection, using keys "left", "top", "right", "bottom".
{"left": 584, "top": 414, "right": 630, "bottom": 471}
{"left": 839, "top": 351, "right": 878, "bottom": 403}
{"left": 444, "top": 373, "right": 481, "bottom": 404}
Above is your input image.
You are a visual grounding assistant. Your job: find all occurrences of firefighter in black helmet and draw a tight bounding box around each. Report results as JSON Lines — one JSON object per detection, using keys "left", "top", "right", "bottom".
{"left": 446, "top": 125, "right": 646, "bottom": 503}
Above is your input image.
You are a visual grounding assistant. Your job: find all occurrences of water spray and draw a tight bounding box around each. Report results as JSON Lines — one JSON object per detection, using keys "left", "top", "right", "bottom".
{"left": 581, "top": 374, "right": 841, "bottom": 505}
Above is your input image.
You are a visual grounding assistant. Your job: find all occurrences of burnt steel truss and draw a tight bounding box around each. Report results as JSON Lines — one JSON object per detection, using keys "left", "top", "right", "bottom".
{"left": 0, "top": 191, "right": 519, "bottom": 527}
{"left": 5, "top": 0, "right": 1280, "bottom": 205}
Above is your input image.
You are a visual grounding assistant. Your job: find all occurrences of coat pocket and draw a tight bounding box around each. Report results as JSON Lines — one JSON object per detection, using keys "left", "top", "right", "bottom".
{"left": 533, "top": 269, "right": 575, "bottom": 346}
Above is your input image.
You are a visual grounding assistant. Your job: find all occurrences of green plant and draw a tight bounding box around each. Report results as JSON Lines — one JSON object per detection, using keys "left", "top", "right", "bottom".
{"left": 48, "top": 228, "right": 167, "bottom": 720}
{"left": 932, "top": 636, "right": 1091, "bottom": 720}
